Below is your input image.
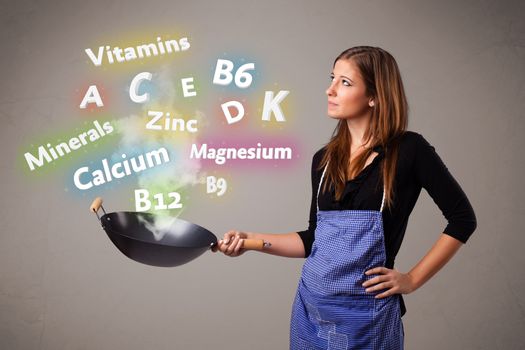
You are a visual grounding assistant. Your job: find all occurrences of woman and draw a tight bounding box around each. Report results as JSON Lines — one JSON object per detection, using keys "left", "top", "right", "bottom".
{"left": 214, "top": 46, "right": 477, "bottom": 350}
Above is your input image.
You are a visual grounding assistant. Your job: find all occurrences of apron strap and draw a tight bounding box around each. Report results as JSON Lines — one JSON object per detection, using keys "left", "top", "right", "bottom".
{"left": 316, "top": 160, "right": 386, "bottom": 213}
{"left": 316, "top": 161, "right": 329, "bottom": 212}
{"left": 380, "top": 183, "right": 386, "bottom": 213}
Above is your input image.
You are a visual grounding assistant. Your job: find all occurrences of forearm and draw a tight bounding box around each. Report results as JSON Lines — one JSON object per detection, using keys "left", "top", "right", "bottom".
{"left": 407, "top": 233, "right": 464, "bottom": 291}
{"left": 246, "top": 231, "right": 306, "bottom": 258}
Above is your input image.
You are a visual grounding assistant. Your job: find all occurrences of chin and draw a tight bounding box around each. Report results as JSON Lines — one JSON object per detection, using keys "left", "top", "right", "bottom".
{"left": 327, "top": 112, "right": 346, "bottom": 120}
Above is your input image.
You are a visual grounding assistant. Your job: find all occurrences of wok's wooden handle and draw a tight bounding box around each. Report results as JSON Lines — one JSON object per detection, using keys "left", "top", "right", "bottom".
{"left": 241, "top": 239, "right": 267, "bottom": 251}
{"left": 90, "top": 197, "right": 103, "bottom": 213}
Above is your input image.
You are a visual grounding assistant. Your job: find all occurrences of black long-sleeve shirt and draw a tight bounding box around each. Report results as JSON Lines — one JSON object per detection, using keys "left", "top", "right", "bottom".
{"left": 296, "top": 131, "right": 477, "bottom": 317}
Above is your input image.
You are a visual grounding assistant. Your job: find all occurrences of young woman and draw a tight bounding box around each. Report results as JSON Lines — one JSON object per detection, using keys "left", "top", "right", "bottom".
{"left": 213, "top": 46, "right": 477, "bottom": 350}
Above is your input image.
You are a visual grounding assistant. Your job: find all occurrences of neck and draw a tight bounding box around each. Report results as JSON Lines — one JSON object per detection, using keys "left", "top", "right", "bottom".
{"left": 346, "top": 113, "right": 372, "bottom": 148}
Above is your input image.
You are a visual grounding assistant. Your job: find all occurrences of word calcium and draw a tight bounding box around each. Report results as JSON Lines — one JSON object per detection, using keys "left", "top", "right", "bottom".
{"left": 73, "top": 147, "right": 170, "bottom": 190}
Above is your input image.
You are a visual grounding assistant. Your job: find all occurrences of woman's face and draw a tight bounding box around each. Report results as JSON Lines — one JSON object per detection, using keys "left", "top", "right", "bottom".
{"left": 326, "top": 59, "right": 373, "bottom": 120}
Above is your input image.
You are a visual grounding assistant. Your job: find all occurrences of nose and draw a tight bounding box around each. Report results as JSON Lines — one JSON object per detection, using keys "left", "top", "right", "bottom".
{"left": 326, "top": 81, "right": 336, "bottom": 97}
{"left": 326, "top": 84, "right": 335, "bottom": 97}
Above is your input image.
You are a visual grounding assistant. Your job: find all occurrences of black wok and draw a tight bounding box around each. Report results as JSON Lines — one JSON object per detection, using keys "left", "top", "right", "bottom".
{"left": 90, "top": 197, "right": 270, "bottom": 267}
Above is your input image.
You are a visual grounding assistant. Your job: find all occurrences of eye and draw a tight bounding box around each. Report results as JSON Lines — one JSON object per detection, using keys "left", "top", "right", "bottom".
{"left": 343, "top": 80, "right": 351, "bottom": 86}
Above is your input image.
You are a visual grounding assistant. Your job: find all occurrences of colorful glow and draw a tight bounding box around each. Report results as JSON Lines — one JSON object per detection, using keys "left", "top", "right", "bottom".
{"left": 20, "top": 30, "right": 301, "bottom": 214}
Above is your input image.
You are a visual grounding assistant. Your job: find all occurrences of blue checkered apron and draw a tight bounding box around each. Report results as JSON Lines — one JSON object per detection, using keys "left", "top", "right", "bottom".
{"left": 290, "top": 162, "right": 404, "bottom": 350}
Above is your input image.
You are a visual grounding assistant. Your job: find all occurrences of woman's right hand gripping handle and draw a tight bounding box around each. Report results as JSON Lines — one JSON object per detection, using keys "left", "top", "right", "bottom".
{"left": 213, "top": 230, "right": 251, "bottom": 257}
{"left": 212, "top": 230, "right": 307, "bottom": 258}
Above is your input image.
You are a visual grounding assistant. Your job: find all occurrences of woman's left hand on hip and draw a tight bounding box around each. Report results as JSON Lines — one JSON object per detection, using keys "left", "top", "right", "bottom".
{"left": 362, "top": 267, "right": 416, "bottom": 298}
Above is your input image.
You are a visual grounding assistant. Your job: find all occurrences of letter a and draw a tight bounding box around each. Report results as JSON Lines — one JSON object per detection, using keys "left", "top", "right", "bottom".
{"left": 80, "top": 85, "right": 104, "bottom": 109}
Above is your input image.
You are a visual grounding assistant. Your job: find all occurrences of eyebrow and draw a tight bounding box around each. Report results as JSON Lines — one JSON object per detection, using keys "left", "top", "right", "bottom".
{"left": 330, "top": 72, "right": 354, "bottom": 84}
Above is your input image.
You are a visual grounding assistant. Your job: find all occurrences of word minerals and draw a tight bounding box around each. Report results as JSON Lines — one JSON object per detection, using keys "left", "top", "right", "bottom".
{"left": 24, "top": 120, "right": 113, "bottom": 171}
{"left": 85, "top": 36, "right": 190, "bottom": 66}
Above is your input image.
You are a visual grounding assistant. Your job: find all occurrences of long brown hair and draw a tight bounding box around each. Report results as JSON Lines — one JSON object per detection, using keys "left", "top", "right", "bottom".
{"left": 319, "top": 46, "right": 408, "bottom": 211}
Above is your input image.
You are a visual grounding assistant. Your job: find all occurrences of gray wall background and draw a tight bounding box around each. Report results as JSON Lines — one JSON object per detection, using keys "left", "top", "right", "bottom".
{"left": 2, "top": 0, "right": 524, "bottom": 349}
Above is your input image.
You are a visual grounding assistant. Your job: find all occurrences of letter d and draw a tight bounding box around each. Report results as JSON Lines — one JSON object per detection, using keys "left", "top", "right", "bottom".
{"left": 221, "top": 101, "right": 244, "bottom": 124}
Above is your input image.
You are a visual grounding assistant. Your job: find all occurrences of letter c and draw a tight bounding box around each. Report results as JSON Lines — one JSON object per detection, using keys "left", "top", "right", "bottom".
{"left": 73, "top": 167, "right": 93, "bottom": 190}
{"left": 129, "top": 72, "right": 152, "bottom": 104}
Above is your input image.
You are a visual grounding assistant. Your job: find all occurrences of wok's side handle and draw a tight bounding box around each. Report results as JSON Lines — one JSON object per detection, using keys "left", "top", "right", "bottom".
{"left": 90, "top": 197, "right": 106, "bottom": 220}
{"left": 242, "top": 239, "right": 271, "bottom": 251}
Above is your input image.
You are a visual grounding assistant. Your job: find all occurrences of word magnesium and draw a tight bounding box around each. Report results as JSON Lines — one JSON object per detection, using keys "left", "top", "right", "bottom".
{"left": 190, "top": 142, "right": 293, "bottom": 165}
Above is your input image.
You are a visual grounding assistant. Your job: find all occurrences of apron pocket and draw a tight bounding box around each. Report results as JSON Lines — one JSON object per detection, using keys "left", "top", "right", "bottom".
{"left": 319, "top": 299, "right": 374, "bottom": 349}
{"left": 296, "top": 291, "right": 375, "bottom": 350}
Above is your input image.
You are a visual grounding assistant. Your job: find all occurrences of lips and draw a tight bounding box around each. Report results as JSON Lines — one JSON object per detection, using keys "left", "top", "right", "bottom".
{"left": 328, "top": 101, "right": 338, "bottom": 107}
